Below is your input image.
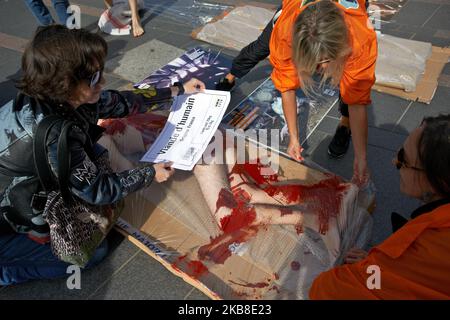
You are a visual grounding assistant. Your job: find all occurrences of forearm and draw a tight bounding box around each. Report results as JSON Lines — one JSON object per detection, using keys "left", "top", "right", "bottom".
{"left": 69, "top": 154, "right": 156, "bottom": 205}
{"left": 97, "top": 88, "right": 172, "bottom": 119}
{"left": 281, "top": 90, "right": 299, "bottom": 141}
{"left": 348, "top": 104, "right": 368, "bottom": 161}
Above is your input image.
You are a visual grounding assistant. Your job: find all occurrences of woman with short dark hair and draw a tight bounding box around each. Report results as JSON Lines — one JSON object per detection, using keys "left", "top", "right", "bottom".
{"left": 0, "top": 25, "right": 205, "bottom": 285}
{"left": 309, "top": 114, "right": 450, "bottom": 299}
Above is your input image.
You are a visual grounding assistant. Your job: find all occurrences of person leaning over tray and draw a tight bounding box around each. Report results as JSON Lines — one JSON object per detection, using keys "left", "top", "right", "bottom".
{"left": 216, "top": 0, "right": 376, "bottom": 187}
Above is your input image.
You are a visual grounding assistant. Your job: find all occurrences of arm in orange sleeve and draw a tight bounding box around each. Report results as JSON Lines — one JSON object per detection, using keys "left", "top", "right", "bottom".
{"left": 340, "top": 38, "right": 377, "bottom": 106}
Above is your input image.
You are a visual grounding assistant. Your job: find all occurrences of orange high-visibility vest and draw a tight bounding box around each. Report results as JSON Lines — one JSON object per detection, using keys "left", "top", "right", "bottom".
{"left": 309, "top": 203, "right": 450, "bottom": 299}
{"left": 269, "top": 0, "right": 377, "bottom": 105}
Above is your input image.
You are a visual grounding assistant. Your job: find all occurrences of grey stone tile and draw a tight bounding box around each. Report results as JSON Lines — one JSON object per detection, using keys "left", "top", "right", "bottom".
{"left": 368, "top": 91, "right": 411, "bottom": 131}
{"left": 394, "top": 85, "right": 450, "bottom": 134}
{"left": 306, "top": 131, "right": 354, "bottom": 180}
{"left": 158, "top": 31, "right": 194, "bottom": 51}
{"left": 89, "top": 251, "right": 194, "bottom": 299}
{"left": 379, "top": 21, "right": 401, "bottom": 34}
{"left": 315, "top": 116, "right": 339, "bottom": 135}
{"left": 424, "top": 4, "right": 450, "bottom": 31}
{"left": 301, "top": 130, "right": 330, "bottom": 159}
{"left": 368, "top": 127, "right": 408, "bottom": 152}
{"left": 106, "top": 38, "right": 186, "bottom": 83}
{"left": 412, "top": 29, "right": 450, "bottom": 47}
{"left": 0, "top": 236, "right": 140, "bottom": 300}
{"left": 0, "top": 0, "right": 40, "bottom": 40}
{"left": 104, "top": 78, "right": 132, "bottom": 91}
{"left": 382, "top": 29, "right": 415, "bottom": 40}
{"left": 366, "top": 145, "right": 422, "bottom": 245}
{"left": 69, "top": 0, "right": 106, "bottom": 9}
{"left": 0, "top": 48, "right": 22, "bottom": 106}
{"left": 184, "top": 288, "right": 210, "bottom": 300}
{"left": 326, "top": 100, "right": 341, "bottom": 118}
{"left": 392, "top": 1, "right": 440, "bottom": 27}
{"left": 443, "top": 62, "right": 450, "bottom": 75}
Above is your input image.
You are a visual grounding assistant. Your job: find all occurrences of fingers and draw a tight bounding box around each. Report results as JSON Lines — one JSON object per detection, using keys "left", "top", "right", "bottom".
{"left": 163, "top": 161, "right": 174, "bottom": 168}
{"left": 184, "top": 78, "right": 206, "bottom": 94}
{"left": 288, "top": 145, "right": 304, "bottom": 162}
{"left": 194, "top": 79, "right": 206, "bottom": 91}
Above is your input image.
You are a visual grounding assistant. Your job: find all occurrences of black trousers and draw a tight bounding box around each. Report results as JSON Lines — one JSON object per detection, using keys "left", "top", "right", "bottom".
{"left": 229, "top": 6, "right": 281, "bottom": 78}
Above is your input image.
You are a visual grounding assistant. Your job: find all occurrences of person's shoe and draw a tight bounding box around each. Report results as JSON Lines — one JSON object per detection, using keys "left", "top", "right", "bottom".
{"left": 328, "top": 125, "right": 351, "bottom": 158}
{"left": 215, "top": 77, "right": 235, "bottom": 91}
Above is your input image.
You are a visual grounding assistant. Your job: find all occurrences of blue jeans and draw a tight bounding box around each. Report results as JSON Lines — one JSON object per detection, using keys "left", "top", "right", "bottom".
{"left": 24, "top": 0, "right": 70, "bottom": 26}
{"left": 0, "top": 233, "right": 108, "bottom": 286}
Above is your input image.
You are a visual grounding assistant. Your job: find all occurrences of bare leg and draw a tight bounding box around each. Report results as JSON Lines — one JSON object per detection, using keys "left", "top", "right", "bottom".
{"left": 129, "top": 0, "right": 144, "bottom": 37}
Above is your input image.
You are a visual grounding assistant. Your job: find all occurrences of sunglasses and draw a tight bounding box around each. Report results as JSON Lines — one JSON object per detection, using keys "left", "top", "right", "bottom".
{"left": 394, "top": 147, "right": 423, "bottom": 171}
{"left": 88, "top": 69, "right": 103, "bottom": 88}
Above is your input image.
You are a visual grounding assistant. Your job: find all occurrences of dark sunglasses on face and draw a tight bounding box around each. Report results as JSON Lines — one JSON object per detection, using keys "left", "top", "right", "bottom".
{"left": 394, "top": 147, "right": 424, "bottom": 171}
{"left": 89, "top": 69, "right": 103, "bottom": 88}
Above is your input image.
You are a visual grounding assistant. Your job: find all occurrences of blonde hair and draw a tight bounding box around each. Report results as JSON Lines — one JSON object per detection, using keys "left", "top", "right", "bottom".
{"left": 292, "top": 0, "right": 351, "bottom": 96}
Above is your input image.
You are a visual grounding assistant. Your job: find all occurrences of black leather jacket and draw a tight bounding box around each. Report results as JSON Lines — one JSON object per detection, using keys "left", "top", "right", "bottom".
{"left": 0, "top": 87, "right": 172, "bottom": 236}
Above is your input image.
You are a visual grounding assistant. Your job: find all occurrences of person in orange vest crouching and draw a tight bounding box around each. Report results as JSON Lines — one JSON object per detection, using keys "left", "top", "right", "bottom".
{"left": 309, "top": 114, "right": 450, "bottom": 299}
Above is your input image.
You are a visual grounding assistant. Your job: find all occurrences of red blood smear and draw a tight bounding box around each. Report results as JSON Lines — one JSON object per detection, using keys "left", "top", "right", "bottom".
{"left": 231, "top": 161, "right": 348, "bottom": 234}
{"left": 100, "top": 118, "right": 127, "bottom": 135}
{"left": 99, "top": 113, "right": 167, "bottom": 145}
{"left": 274, "top": 273, "right": 280, "bottom": 280}
{"left": 229, "top": 280, "right": 269, "bottom": 288}
{"left": 171, "top": 255, "right": 208, "bottom": 279}
{"left": 186, "top": 260, "right": 208, "bottom": 279}
{"left": 291, "top": 261, "right": 301, "bottom": 271}
{"left": 295, "top": 223, "right": 303, "bottom": 235}
{"left": 198, "top": 227, "right": 258, "bottom": 264}
{"left": 201, "top": 160, "right": 347, "bottom": 267}
{"left": 229, "top": 161, "right": 279, "bottom": 185}
{"left": 280, "top": 207, "right": 293, "bottom": 216}
{"left": 215, "top": 188, "right": 237, "bottom": 213}
{"left": 219, "top": 188, "right": 256, "bottom": 234}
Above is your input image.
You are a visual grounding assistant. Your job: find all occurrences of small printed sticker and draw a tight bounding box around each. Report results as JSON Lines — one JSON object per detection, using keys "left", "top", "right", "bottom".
{"left": 339, "top": 0, "right": 360, "bottom": 10}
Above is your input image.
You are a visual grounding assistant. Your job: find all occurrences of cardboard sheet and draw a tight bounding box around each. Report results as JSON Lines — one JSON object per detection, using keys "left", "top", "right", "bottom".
{"left": 373, "top": 46, "right": 450, "bottom": 104}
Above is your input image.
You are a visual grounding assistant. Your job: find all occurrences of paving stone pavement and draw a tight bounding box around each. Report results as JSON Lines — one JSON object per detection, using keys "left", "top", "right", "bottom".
{"left": 0, "top": 0, "right": 448, "bottom": 299}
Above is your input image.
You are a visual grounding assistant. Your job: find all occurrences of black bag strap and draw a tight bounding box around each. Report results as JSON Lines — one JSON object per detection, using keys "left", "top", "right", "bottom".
{"left": 58, "top": 120, "right": 76, "bottom": 204}
{"left": 34, "top": 113, "right": 97, "bottom": 205}
{"left": 33, "top": 115, "right": 64, "bottom": 192}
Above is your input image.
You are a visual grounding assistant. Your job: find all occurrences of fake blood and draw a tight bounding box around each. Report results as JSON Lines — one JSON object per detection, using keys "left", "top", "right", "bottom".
{"left": 171, "top": 255, "right": 208, "bottom": 279}
{"left": 230, "top": 162, "right": 348, "bottom": 234}
{"left": 200, "top": 159, "right": 347, "bottom": 268}
{"left": 229, "top": 280, "right": 269, "bottom": 288}
{"left": 198, "top": 227, "right": 258, "bottom": 264}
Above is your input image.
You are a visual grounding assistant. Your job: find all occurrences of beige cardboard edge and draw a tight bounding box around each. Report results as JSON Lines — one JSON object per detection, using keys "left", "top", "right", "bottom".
{"left": 115, "top": 226, "right": 222, "bottom": 300}
{"left": 373, "top": 46, "right": 450, "bottom": 104}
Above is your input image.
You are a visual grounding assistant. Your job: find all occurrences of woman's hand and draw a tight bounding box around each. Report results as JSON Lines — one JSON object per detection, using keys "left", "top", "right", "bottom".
{"left": 153, "top": 162, "right": 175, "bottom": 183}
{"left": 287, "top": 137, "right": 304, "bottom": 162}
{"left": 352, "top": 158, "right": 370, "bottom": 187}
{"left": 344, "top": 248, "right": 368, "bottom": 264}
{"left": 183, "top": 78, "right": 206, "bottom": 95}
